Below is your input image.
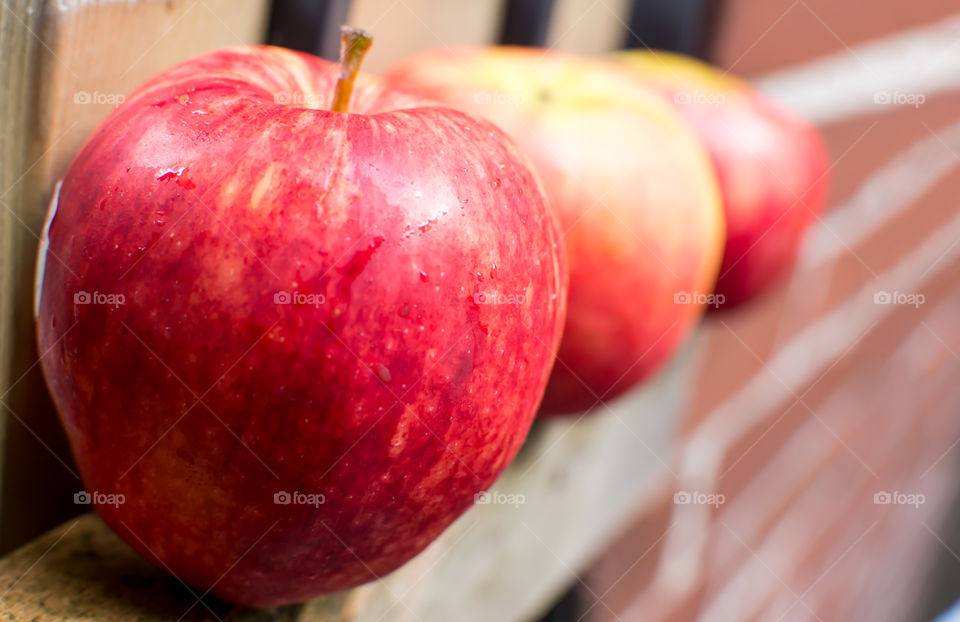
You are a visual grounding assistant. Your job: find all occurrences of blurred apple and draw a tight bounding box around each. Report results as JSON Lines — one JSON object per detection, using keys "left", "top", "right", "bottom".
{"left": 617, "top": 50, "right": 830, "bottom": 308}
{"left": 36, "top": 37, "right": 566, "bottom": 606}
{"left": 385, "top": 47, "right": 724, "bottom": 414}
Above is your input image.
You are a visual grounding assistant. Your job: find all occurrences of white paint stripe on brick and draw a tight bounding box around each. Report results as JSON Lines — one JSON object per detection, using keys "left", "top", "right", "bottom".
{"left": 798, "top": 118, "right": 960, "bottom": 269}
{"left": 756, "top": 12, "right": 960, "bottom": 124}
{"left": 682, "top": 165, "right": 960, "bottom": 489}
{"left": 646, "top": 220, "right": 960, "bottom": 622}
{"left": 702, "top": 301, "right": 960, "bottom": 621}
{"left": 633, "top": 133, "right": 960, "bottom": 620}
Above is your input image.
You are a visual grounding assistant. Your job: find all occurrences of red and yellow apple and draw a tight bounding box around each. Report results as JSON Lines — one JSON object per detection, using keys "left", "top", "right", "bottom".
{"left": 35, "top": 37, "right": 566, "bottom": 606}
{"left": 384, "top": 47, "right": 724, "bottom": 414}
{"left": 617, "top": 50, "right": 830, "bottom": 308}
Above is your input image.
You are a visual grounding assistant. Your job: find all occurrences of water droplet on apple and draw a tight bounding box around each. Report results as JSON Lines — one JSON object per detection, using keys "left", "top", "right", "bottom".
{"left": 492, "top": 178, "right": 501, "bottom": 188}
{"left": 419, "top": 271, "right": 429, "bottom": 283}
{"left": 156, "top": 167, "right": 185, "bottom": 182}
{"left": 490, "top": 264, "right": 497, "bottom": 279}
{"left": 374, "top": 364, "right": 392, "bottom": 383}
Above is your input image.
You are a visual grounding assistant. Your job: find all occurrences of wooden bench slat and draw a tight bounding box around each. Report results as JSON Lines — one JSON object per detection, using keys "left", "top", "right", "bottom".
{"left": 0, "top": 0, "right": 271, "bottom": 554}
{"left": 0, "top": 344, "right": 690, "bottom": 621}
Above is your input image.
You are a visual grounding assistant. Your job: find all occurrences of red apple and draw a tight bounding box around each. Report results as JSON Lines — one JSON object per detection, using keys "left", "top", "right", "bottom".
{"left": 384, "top": 47, "right": 724, "bottom": 415}
{"left": 617, "top": 50, "right": 831, "bottom": 308}
{"left": 35, "top": 33, "right": 566, "bottom": 607}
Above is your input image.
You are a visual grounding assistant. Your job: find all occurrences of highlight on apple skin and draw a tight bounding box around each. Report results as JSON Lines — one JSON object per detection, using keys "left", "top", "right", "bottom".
{"left": 617, "top": 50, "right": 831, "bottom": 309}
{"left": 35, "top": 42, "right": 567, "bottom": 607}
{"left": 384, "top": 47, "right": 725, "bottom": 415}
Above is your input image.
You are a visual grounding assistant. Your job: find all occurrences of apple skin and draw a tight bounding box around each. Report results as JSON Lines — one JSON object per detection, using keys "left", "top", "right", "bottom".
{"left": 35, "top": 45, "right": 566, "bottom": 606}
{"left": 384, "top": 47, "right": 724, "bottom": 415}
{"left": 616, "top": 50, "right": 830, "bottom": 308}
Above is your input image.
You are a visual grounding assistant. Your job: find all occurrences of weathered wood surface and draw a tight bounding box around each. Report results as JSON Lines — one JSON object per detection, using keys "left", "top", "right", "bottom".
{"left": 547, "top": 0, "right": 632, "bottom": 55}
{"left": 0, "top": 344, "right": 690, "bottom": 621}
{"left": 346, "top": 0, "right": 505, "bottom": 74}
{"left": 0, "top": 0, "right": 270, "bottom": 552}
{"left": 0, "top": 0, "right": 46, "bottom": 552}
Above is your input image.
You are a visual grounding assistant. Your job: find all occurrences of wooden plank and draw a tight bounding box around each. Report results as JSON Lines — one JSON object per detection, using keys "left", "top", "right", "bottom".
{"left": 546, "top": 0, "right": 632, "bottom": 55}
{"left": 0, "top": 0, "right": 55, "bottom": 555}
{"left": 345, "top": 0, "right": 506, "bottom": 74}
{"left": 0, "top": 342, "right": 691, "bottom": 621}
{"left": 0, "top": 0, "right": 270, "bottom": 553}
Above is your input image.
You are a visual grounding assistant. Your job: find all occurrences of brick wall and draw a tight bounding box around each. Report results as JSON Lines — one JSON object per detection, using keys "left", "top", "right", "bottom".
{"left": 583, "top": 4, "right": 960, "bottom": 621}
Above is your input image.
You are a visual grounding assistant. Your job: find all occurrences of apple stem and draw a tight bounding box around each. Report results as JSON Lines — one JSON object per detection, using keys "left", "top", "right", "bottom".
{"left": 331, "top": 26, "right": 373, "bottom": 114}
